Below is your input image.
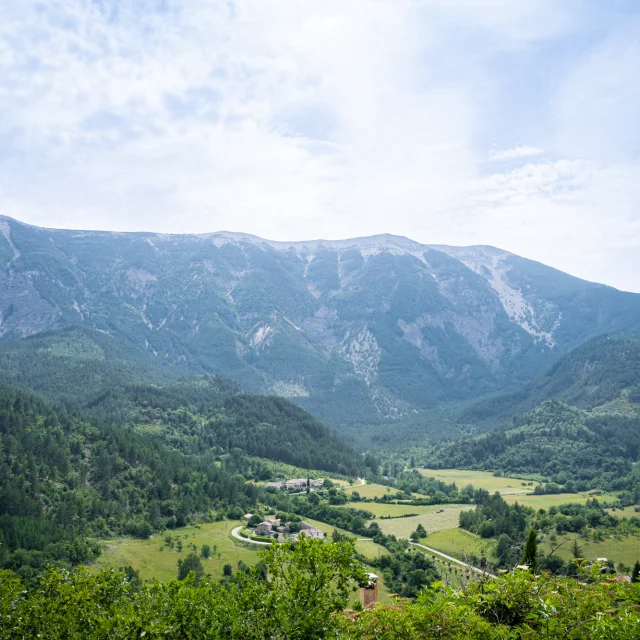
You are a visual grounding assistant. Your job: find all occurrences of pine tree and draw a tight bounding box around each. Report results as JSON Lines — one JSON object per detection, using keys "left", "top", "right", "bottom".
{"left": 521, "top": 529, "right": 538, "bottom": 573}
{"left": 632, "top": 561, "right": 640, "bottom": 583}
{"left": 571, "top": 538, "right": 583, "bottom": 560}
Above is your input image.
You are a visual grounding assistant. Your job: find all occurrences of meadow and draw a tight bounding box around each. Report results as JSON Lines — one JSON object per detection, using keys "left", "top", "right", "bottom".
{"left": 502, "top": 491, "right": 617, "bottom": 508}
{"left": 348, "top": 483, "right": 400, "bottom": 499}
{"left": 421, "top": 528, "right": 496, "bottom": 562}
{"left": 417, "top": 468, "right": 537, "bottom": 495}
{"left": 606, "top": 505, "right": 640, "bottom": 518}
{"left": 540, "top": 534, "right": 640, "bottom": 568}
{"left": 348, "top": 501, "right": 438, "bottom": 518}
{"left": 374, "top": 505, "right": 471, "bottom": 538}
{"left": 96, "top": 520, "right": 260, "bottom": 582}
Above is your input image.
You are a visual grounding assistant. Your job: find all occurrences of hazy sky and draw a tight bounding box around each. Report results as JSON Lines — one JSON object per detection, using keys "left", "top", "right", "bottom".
{"left": 1, "top": 1, "right": 640, "bottom": 291}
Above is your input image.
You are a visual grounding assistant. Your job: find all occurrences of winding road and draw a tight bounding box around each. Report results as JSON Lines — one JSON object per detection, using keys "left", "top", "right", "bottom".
{"left": 410, "top": 541, "right": 496, "bottom": 579}
{"left": 231, "top": 526, "right": 274, "bottom": 545}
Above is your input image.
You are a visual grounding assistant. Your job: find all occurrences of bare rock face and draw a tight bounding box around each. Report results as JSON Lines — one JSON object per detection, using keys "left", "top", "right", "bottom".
{"left": 1, "top": 215, "right": 639, "bottom": 429}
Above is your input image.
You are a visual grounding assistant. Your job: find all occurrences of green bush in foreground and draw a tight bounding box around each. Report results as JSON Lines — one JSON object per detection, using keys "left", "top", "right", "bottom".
{"left": 1, "top": 539, "right": 639, "bottom": 639}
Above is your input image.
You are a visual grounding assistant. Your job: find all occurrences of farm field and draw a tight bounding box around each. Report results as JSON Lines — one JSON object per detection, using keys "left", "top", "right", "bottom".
{"left": 96, "top": 520, "right": 260, "bottom": 582}
{"left": 348, "top": 501, "right": 437, "bottom": 518}
{"left": 348, "top": 483, "right": 398, "bottom": 499}
{"left": 540, "top": 535, "right": 640, "bottom": 568}
{"left": 354, "top": 539, "right": 389, "bottom": 561}
{"left": 421, "top": 528, "right": 496, "bottom": 562}
{"left": 417, "top": 468, "right": 537, "bottom": 495}
{"left": 607, "top": 506, "right": 640, "bottom": 518}
{"left": 374, "top": 505, "right": 471, "bottom": 538}
{"left": 502, "top": 491, "right": 616, "bottom": 508}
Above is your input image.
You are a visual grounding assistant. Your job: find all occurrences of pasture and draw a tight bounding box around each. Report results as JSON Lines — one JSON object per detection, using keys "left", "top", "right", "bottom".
{"left": 606, "top": 506, "right": 640, "bottom": 518}
{"left": 417, "top": 468, "right": 537, "bottom": 495}
{"left": 422, "top": 528, "right": 496, "bottom": 562}
{"left": 354, "top": 539, "right": 389, "bottom": 561}
{"left": 502, "top": 491, "right": 616, "bottom": 509}
{"left": 374, "top": 505, "right": 471, "bottom": 538}
{"left": 540, "top": 534, "right": 640, "bottom": 568}
{"left": 96, "top": 520, "right": 259, "bottom": 582}
{"left": 348, "top": 483, "right": 397, "bottom": 499}
{"left": 348, "top": 501, "right": 437, "bottom": 518}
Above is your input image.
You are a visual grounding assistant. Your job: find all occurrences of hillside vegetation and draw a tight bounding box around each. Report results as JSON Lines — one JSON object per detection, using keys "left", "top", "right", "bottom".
{"left": 422, "top": 332, "right": 640, "bottom": 490}
{"left": 87, "top": 375, "right": 364, "bottom": 475}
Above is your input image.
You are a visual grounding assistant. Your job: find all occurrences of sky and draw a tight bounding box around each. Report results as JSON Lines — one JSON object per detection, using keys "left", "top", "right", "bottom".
{"left": 1, "top": 1, "right": 640, "bottom": 292}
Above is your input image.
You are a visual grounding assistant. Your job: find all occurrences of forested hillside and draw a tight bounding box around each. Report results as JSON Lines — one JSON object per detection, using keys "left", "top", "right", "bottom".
{"left": 419, "top": 332, "right": 640, "bottom": 486}
{"left": 87, "top": 376, "right": 364, "bottom": 475}
{"left": 0, "top": 326, "right": 175, "bottom": 408}
{"left": 0, "top": 385, "right": 258, "bottom": 579}
{"left": 460, "top": 331, "right": 640, "bottom": 427}
{"left": 425, "top": 397, "right": 640, "bottom": 488}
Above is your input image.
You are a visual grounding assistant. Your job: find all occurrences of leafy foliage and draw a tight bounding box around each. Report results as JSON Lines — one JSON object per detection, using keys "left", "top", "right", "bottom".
{"left": 1, "top": 540, "right": 639, "bottom": 639}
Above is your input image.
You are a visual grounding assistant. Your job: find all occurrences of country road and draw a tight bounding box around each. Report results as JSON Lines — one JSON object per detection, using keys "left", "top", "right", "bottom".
{"left": 231, "top": 526, "right": 273, "bottom": 546}
{"left": 410, "top": 541, "right": 496, "bottom": 579}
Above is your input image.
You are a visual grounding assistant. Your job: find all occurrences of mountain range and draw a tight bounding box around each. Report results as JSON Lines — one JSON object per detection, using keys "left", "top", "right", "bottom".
{"left": 2, "top": 214, "right": 640, "bottom": 434}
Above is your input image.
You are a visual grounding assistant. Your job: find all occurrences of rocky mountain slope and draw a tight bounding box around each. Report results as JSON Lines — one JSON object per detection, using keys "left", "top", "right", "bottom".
{"left": 1, "top": 215, "right": 640, "bottom": 430}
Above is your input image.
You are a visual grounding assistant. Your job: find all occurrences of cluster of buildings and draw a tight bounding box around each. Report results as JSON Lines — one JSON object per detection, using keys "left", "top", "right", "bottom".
{"left": 243, "top": 514, "right": 325, "bottom": 540}
{"left": 263, "top": 478, "right": 324, "bottom": 491}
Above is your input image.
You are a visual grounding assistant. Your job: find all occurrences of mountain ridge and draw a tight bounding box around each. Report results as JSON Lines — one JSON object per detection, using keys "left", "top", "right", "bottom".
{"left": 2, "top": 214, "right": 640, "bottom": 434}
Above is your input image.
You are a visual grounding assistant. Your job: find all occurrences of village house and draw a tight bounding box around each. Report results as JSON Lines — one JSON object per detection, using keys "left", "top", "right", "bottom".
{"left": 304, "top": 527, "right": 324, "bottom": 540}
{"left": 263, "top": 481, "right": 284, "bottom": 489}
{"left": 254, "top": 522, "right": 273, "bottom": 536}
{"left": 284, "top": 478, "right": 307, "bottom": 491}
{"left": 242, "top": 513, "right": 253, "bottom": 522}
{"left": 264, "top": 517, "right": 281, "bottom": 527}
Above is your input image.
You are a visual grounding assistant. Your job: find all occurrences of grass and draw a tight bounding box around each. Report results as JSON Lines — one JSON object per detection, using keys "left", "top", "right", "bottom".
{"left": 348, "top": 501, "right": 438, "bottom": 518}
{"left": 606, "top": 506, "right": 640, "bottom": 518}
{"left": 96, "top": 520, "right": 260, "bottom": 582}
{"left": 417, "top": 468, "right": 537, "bottom": 495}
{"left": 354, "top": 539, "right": 390, "bottom": 561}
{"left": 502, "top": 491, "right": 617, "bottom": 509}
{"left": 374, "top": 505, "right": 471, "bottom": 538}
{"left": 421, "top": 528, "right": 496, "bottom": 562}
{"left": 540, "top": 534, "right": 640, "bottom": 568}
{"left": 348, "top": 483, "right": 398, "bottom": 499}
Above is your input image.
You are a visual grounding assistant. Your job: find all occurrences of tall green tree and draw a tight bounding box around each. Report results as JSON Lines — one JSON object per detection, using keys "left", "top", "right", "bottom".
{"left": 521, "top": 529, "right": 538, "bottom": 573}
{"left": 177, "top": 553, "right": 204, "bottom": 584}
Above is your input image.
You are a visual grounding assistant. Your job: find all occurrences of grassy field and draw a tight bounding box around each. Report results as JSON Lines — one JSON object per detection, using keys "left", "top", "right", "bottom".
{"left": 348, "top": 483, "right": 397, "bottom": 499}
{"left": 417, "top": 468, "right": 537, "bottom": 495}
{"left": 96, "top": 520, "right": 260, "bottom": 582}
{"left": 540, "top": 534, "right": 640, "bottom": 568}
{"left": 354, "top": 539, "right": 389, "bottom": 561}
{"left": 421, "top": 528, "right": 496, "bottom": 561}
{"left": 349, "top": 501, "right": 439, "bottom": 518}
{"left": 502, "top": 491, "right": 617, "bottom": 509}
{"left": 607, "top": 506, "right": 640, "bottom": 518}
{"left": 374, "top": 505, "right": 471, "bottom": 538}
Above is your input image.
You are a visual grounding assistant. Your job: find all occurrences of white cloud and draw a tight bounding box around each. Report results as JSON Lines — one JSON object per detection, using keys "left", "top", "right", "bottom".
{"left": 0, "top": 0, "right": 639, "bottom": 291}
{"left": 487, "top": 146, "right": 544, "bottom": 161}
